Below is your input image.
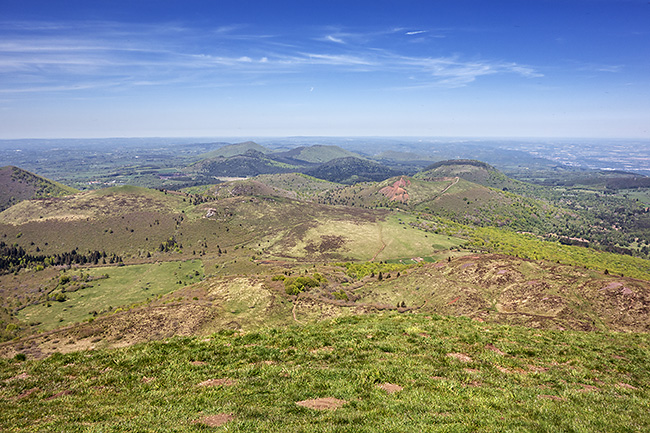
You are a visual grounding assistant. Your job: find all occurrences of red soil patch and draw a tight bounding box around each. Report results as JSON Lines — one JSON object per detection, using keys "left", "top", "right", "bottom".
{"left": 448, "top": 296, "right": 461, "bottom": 305}
{"left": 198, "top": 378, "right": 237, "bottom": 387}
{"left": 192, "top": 413, "right": 234, "bottom": 427}
{"left": 447, "top": 353, "right": 472, "bottom": 362}
{"left": 379, "top": 177, "right": 411, "bottom": 203}
{"left": 378, "top": 383, "right": 403, "bottom": 393}
{"left": 296, "top": 397, "right": 347, "bottom": 410}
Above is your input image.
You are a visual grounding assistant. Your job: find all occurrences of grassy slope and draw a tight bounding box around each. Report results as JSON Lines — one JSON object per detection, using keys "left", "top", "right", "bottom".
{"left": 5, "top": 253, "right": 648, "bottom": 361}
{"left": 17, "top": 260, "right": 204, "bottom": 331}
{"left": 0, "top": 166, "right": 77, "bottom": 211}
{"left": 316, "top": 175, "right": 575, "bottom": 235}
{"left": 350, "top": 254, "right": 650, "bottom": 332}
{"left": 469, "top": 227, "right": 650, "bottom": 281}
{"left": 264, "top": 210, "right": 465, "bottom": 262}
{"left": 252, "top": 173, "right": 341, "bottom": 199}
{"left": 1, "top": 313, "right": 648, "bottom": 432}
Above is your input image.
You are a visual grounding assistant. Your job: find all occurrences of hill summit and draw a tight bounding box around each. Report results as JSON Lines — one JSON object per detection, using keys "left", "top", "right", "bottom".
{"left": 0, "top": 166, "right": 77, "bottom": 211}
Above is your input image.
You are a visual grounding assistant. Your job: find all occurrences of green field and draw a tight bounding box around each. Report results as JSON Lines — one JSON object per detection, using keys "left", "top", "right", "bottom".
{"left": 1, "top": 313, "right": 648, "bottom": 432}
{"left": 18, "top": 260, "right": 204, "bottom": 331}
{"left": 267, "top": 212, "right": 465, "bottom": 262}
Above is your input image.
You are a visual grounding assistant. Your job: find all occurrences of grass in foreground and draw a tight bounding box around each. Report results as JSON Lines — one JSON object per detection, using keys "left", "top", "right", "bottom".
{"left": 1, "top": 313, "right": 649, "bottom": 432}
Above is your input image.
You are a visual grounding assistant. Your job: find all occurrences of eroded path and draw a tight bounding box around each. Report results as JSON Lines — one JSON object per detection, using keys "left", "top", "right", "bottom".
{"left": 437, "top": 176, "right": 459, "bottom": 197}
{"left": 370, "top": 223, "right": 386, "bottom": 262}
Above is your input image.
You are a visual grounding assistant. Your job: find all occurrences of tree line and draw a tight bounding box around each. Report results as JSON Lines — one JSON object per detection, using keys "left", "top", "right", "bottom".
{"left": 0, "top": 242, "right": 122, "bottom": 274}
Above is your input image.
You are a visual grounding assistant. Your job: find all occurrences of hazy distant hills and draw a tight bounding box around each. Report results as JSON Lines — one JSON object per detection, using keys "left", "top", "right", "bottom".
{"left": 0, "top": 166, "right": 77, "bottom": 211}
{"left": 188, "top": 141, "right": 400, "bottom": 182}
{"left": 197, "top": 141, "right": 271, "bottom": 159}
{"left": 273, "top": 144, "right": 362, "bottom": 164}
{"left": 305, "top": 157, "right": 402, "bottom": 184}
{"left": 190, "top": 150, "right": 304, "bottom": 177}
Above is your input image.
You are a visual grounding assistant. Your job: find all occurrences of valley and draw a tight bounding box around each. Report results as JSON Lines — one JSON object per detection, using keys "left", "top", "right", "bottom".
{"left": 1, "top": 139, "right": 650, "bottom": 431}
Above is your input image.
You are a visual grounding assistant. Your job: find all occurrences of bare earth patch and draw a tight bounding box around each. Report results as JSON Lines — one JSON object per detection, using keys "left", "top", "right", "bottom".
{"left": 577, "top": 384, "right": 600, "bottom": 393}
{"left": 190, "top": 361, "right": 207, "bottom": 366}
{"left": 6, "top": 372, "right": 30, "bottom": 381}
{"left": 486, "top": 344, "right": 506, "bottom": 356}
{"left": 537, "top": 394, "right": 565, "bottom": 401}
{"left": 447, "top": 353, "right": 472, "bottom": 362}
{"left": 45, "top": 390, "right": 72, "bottom": 400}
{"left": 192, "top": 413, "right": 234, "bottom": 427}
{"left": 310, "top": 346, "right": 335, "bottom": 353}
{"left": 296, "top": 397, "right": 347, "bottom": 410}
{"left": 14, "top": 387, "right": 39, "bottom": 400}
{"left": 527, "top": 364, "right": 549, "bottom": 373}
{"left": 198, "top": 378, "right": 237, "bottom": 387}
{"left": 617, "top": 383, "right": 639, "bottom": 390}
{"left": 378, "top": 383, "right": 403, "bottom": 393}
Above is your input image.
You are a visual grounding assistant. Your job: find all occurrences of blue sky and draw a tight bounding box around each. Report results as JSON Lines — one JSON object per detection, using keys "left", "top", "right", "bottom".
{"left": 1, "top": 0, "right": 649, "bottom": 138}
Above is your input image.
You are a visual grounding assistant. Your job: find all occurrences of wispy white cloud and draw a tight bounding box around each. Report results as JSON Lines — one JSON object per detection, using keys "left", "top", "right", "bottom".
{"left": 0, "top": 21, "right": 543, "bottom": 94}
{"left": 325, "top": 35, "right": 345, "bottom": 44}
{"left": 389, "top": 55, "right": 543, "bottom": 88}
{"left": 301, "top": 53, "right": 375, "bottom": 66}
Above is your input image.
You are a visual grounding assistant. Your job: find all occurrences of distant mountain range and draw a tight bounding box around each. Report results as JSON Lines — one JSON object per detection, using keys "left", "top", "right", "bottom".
{"left": 188, "top": 141, "right": 400, "bottom": 183}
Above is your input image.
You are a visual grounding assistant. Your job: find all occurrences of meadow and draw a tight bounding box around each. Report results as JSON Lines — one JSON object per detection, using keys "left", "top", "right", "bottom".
{"left": 1, "top": 313, "right": 648, "bottom": 432}
{"left": 17, "top": 260, "right": 204, "bottom": 331}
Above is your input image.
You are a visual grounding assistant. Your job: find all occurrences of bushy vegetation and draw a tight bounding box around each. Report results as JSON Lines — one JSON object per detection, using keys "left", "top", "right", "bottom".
{"left": 335, "top": 261, "right": 414, "bottom": 280}
{"left": 284, "top": 273, "right": 327, "bottom": 295}
{"left": 469, "top": 227, "right": 650, "bottom": 280}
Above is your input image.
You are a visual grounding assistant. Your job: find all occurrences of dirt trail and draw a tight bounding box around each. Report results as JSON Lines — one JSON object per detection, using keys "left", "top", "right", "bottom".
{"left": 370, "top": 224, "right": 386, "bottom": 262}
{"left": 292, "top": 300, "right": 302, "bottom": 323}
{"left": 436, "top": 177, "right": 459, "bottom": 198}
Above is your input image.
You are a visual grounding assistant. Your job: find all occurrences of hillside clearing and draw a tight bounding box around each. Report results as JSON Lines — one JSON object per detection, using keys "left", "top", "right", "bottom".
{"left": 17, "top": 260, "right": 204, "bottom": 331}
